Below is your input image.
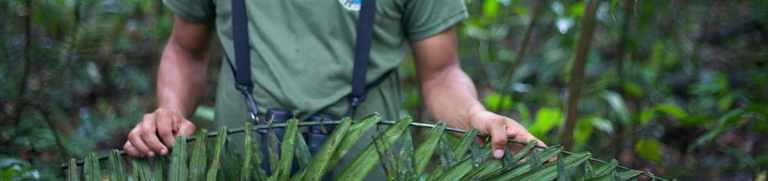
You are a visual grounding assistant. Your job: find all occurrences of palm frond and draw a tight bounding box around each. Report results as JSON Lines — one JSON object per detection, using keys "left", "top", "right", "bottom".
{"left": 62, "top": 114, "right": 663, "bottom": 181}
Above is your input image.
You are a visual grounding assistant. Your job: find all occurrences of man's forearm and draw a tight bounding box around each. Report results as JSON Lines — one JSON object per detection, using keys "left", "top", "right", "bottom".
{"left": 420, "top": 64, "right": 486, "bottom": 130}
{"left": 156, "top": 38, "right": 210, "bottom": 117}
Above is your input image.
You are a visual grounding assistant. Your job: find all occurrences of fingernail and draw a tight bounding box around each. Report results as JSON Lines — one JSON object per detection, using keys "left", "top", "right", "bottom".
{"left": 493, "top": 149, "right": 504, "bottom": 158}
{"left": 148, "top": 152, "right": 155, "bottom": 157}
{"left": 160, "top": 148, "right": 167, "bottom": 155}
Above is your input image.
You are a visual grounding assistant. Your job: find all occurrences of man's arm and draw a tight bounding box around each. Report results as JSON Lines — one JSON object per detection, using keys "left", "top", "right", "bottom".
{"left": 411, "top": 27, "right": 545, "bottom": 159}
{"left": 123, "top": 16, "right": 213, "bottom": 157}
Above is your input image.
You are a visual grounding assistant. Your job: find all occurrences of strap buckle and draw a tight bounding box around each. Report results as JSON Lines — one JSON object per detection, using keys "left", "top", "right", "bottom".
{"left": 236, "top": 85, "right": 262, "bottom": 124}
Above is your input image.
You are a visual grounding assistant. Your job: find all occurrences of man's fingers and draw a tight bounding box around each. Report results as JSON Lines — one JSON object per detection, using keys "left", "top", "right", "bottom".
{"left": 140, "top": 118, "right": 168, "bottom": 156}
{"left": 505, "top": 120, "right": 545, "bottom": 146}
{"left": 156, "top": 112, "right": 175, "bottom": 147}
{"left": 488, "top": 120, "right": 509, "bottom": 159}
{"left": 128, "top": 129, "right": 154, "bottom": 157}
{"left": 176, "top": 121, "right": 196, "bottom": 137}
{"left": 124, "top": 142, "right": 140, "bottom": 157}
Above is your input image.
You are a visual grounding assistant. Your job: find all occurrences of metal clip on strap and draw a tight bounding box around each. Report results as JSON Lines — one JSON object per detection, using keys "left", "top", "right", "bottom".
{"left": 230, "top": 0, "right": 377, "bottom": 119}
{"left": 236, "top": 85, "right": 261, "bottom": 124}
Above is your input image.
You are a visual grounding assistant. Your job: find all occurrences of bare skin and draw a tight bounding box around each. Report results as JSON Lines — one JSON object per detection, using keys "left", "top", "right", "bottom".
{"left": 412, "top": 27, "right": 546, "bottom": 158}
{"left": 124, "top": 16, "right": 544, "bottom": 159}
{"left": 123, "top": 16, "right": 211, "bottom": 157}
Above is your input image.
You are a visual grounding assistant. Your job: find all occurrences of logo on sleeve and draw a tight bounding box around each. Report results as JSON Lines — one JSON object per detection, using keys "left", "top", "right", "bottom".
{"left": 339, "top": 0, "right": 362, "bottom": 11}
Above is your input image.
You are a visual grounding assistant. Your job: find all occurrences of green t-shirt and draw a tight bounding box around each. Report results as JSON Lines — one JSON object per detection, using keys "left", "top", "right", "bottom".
{"left": 163, "top": 0, "right": 468, "bottom": 122}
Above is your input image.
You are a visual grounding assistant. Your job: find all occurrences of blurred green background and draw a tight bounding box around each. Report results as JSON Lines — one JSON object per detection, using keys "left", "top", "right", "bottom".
{"left": 1, "top": 0, "right": 767, "bottom": 180}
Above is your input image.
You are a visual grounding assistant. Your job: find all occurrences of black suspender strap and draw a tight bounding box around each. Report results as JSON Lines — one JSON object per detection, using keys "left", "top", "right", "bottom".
{"left": 231, "top": 0, "right": 260, "bottom": 123}
{"left": 229, "top": 0, "right": 377, "bottom": 120}
{"left": 348, "top": 0, "right": 377, "bottom": 116}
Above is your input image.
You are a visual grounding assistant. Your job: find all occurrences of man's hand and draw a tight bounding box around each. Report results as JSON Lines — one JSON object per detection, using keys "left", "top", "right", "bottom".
{"left": 124, "top": 108, "right": 196, "bottom": 157}
{"left": 468, "top": 110, "right": 546, "bottom": 159}
{"left": 123, "top": 16, "right": 212, "bottom": 158}
{"left": 411, "top": 26, "right": 545, "bottom": 159}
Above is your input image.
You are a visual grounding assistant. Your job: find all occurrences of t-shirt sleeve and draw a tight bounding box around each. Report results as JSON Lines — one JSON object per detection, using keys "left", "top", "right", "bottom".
{"left": 163, "top": 0, "right": 215, "bottom": 23}
{"left": 402, "top": 0, "right": 468, "bottom": 41}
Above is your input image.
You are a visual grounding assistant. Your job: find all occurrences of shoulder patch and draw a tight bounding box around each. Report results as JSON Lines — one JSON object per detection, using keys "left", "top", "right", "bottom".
{"left": 339, "top": 0, "right": 362, "bottom": 11}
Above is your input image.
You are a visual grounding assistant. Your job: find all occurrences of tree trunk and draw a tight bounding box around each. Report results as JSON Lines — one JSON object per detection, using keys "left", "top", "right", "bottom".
{"left": 560, "top": 0, "right": 600, "bottom": 150}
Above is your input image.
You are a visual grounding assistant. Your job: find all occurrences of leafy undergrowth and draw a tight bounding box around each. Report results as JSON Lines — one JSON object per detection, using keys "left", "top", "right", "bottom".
{"left": 64, "top": 114, "right": 660, "bottom": 181}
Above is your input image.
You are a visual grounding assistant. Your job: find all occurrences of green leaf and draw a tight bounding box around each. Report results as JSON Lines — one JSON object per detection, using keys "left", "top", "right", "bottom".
{"left": 328, "top": 114, "right": 380, "bottom": 169}
{"left": 584, "top": 159, "right": 617, "bottom": 179}
{"left": 189, "top": 130, "right": 207, "bottom": 181}
{"left": 484, "top": 92, "right": 513, "bottom": 111}
{"left": 453, "top": 129, "right": 479, "bottom": 158}
{"left": 301, "top": 118, "right": 352, "bottom": 181}
{"left": 482, "top": 0, "right": 500, "bottom": 22}
{"left": 397, "top": 129, "right": 416, "bottom": 180}
{"left": 67, "top": 159, "right": 79, "bottom": 181}
{"left": 622, "top": 82, "right": 644, "bottom": 98}
{"left": 433, "top": 158, "right": 474, "bottom": 181}
{"left": 634, "top": 138, "right": 662, "bottom": 164}
{"left": 569, "top": 1, "right": 586, "bottom": 17}
{"left": 574, "top": 117, "right": 594, "bottom": 146}
{"left": 131, "top": 159, "right": 151, "bottom": 181}
{"left": 294, "top": 129, "right": 312, "bottom": 169}
{"left": 616, "top": 170, "right": 643, "bottom": 180}
{"left": 271, "top": 119, "right": 299, "bottom": 181}
{"left": 529, "top": 107, "right": 564, "bottom": 138}
{"left": 506, "top": 140, "right": 537, "bottom": 167}
{"left": 639, "top": 108, "right": 656, "bottom": 125}
{"left": 109, "top": 150, "right": 126, "bottom": 181}
{"left": 337, "top": 116, "right": 413, "bottom": 181}
{"left": 241, "top": 123, "right": 254, "bottom": 181}
{"left": 464, "top": 159, "right": 503, "bottom": 180}
{"left": 414, "top": 123, "right": 446, "bottom": 175}
{"left": 514, "top": 152, "right": 591, "bottom": 181}
{"left": 470, "top": 137, "right": 492, "bottom": 166}
{"left": 168, "top": 136, "right": 188, "bottom": 181}
{"left": 690, "top": 109, "right": 744, "bottom": 151}
{"left": 372, "top": 131, "right": 398, "bottom": 180}
{"left": 84, "top": 153, "right": 101, "bottom": 181}
{"left": 437, "top": 134, "right": 456, "bottom": 170}
{"left": 151, "top": 157, "right": 166, "bottom": 181}
{"left": 654, "top": 103, "right": 688, "bottom": 120}
{"left": 265, "top": 125, "right": 281, "bottom": 174}
{"left": 590, "top": 117, "right": 614, "bottom": 134}
{"left": 492, "top": 147, "right": 563, "bottom": 180}
{"left": 601, "top": 91, "right": 630, "bottom": 124}
{"left": 206, "top": 127, "right": 228, "bottom": 181}
{"left": 222, "top": 144, "right": 241, "bottom": 180}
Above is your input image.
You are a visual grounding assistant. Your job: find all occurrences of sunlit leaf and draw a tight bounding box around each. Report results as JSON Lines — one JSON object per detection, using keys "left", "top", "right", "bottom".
{"left": 529, "top": 107, "right": 564, "bottom": 138}
{"left": 654, "top": 103, "right": 688, "bottom": 120}
{"left": 634, "top": 138, "right": 662, "bottom": 164}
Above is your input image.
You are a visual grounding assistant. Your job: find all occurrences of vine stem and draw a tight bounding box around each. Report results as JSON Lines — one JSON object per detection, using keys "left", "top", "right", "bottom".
{"left": 61, "top": 119, "right": 664, "bottom": 180}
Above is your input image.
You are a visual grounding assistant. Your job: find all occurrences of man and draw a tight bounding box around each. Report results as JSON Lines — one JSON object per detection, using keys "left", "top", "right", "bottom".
{"left": 124, "top": 0, "right": 544, "bottom": 166}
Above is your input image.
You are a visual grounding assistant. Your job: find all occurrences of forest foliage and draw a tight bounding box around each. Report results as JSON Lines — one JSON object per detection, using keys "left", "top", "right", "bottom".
{"left": 1, "top": 0, "right": 767, "bottom": 180}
